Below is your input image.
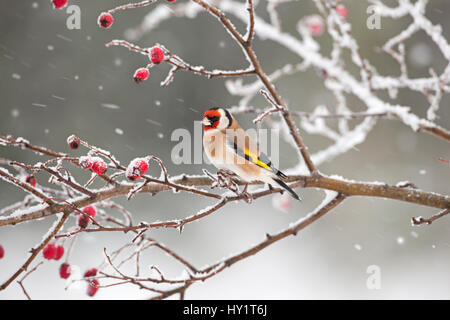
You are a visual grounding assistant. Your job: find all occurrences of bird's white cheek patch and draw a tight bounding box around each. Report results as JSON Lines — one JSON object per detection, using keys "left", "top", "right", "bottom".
{"left": 202, "top": 118, "right": 211, "bottom": 126}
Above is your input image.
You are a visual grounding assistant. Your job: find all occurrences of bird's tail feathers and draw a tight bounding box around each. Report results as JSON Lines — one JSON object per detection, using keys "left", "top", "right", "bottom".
{"left": 275, "top": 169, "right": 288, "bottom": 179}
{"left": 272, "top": 178, "right": 301, "bottom": 201}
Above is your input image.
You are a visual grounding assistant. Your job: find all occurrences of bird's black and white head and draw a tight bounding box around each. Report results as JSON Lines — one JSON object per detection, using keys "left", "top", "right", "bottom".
{"left": 202, "top": 107, "right": 233, "bottom": 131}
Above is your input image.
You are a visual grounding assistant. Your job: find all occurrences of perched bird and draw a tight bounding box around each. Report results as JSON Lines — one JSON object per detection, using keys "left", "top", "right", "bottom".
{"left": 202, "top": 107, "right": 300, "bottom": 200}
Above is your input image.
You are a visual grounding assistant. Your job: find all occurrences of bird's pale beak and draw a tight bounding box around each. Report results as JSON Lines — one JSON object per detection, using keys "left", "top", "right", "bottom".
{"left": 202, "top": 118, "right": 212, "bottom": 126}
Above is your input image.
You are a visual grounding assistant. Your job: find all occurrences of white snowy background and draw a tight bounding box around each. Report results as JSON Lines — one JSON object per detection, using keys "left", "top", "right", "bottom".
{"left": 0, "top": 0, "right": 450, "bottom": 299}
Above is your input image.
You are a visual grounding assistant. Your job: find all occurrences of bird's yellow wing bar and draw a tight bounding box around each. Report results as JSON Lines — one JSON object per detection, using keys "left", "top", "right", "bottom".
{"left": 243, "top": 148, "right": 272, "bottom": 171}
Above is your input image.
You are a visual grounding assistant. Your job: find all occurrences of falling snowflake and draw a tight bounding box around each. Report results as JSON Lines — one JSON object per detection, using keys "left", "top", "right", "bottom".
{"left": 115, "top": 128, "right": 124, "bottom": 135}
{"left": 408, "top": 42, "right": 432, "bottom": 68}
{"left": 11, "top": 109, "right": 19, "bottom": 118}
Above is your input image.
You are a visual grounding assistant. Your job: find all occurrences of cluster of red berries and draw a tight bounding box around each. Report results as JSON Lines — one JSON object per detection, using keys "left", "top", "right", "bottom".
{"left": 79, "top": 156, "right": 107, "bottom": 175}
{"left": 52, "top": 0, "right": 68, "bottom": 9}
{"left": 66, "top": 135, "right": 107, "bottom": 175}
{"left": 54, "top": 253, "right": 100, "bottom": 297}
{"left": 133, "top": 46, "right": 165, "bottom": 83}
{"left": 126, "top": 158, "right": 149, "bottom": 181}
{"left": 43, "top": 243, "right": 65, "bottom": 260}
{"left": 96, "top": 7, "right": 167, "bottom": 83}
{"left": 58, "top": 265, "right": 100, "bottom": 296}
{"left": 84, "top": 268, "right": 100, "bottom": 297}
{"left": 97, "top": 0, "right": 177, "bottom": 29}
{"left": 77, "top": 206, "right": 97, "bottom": 228}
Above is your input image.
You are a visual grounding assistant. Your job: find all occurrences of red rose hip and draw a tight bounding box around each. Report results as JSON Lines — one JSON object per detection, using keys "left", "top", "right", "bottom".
{"left": 55, "top": 245, "right": 65, "bottom": 260}
{"left": 126, "top": 158, "right": 149, "bottom": 181}
{"left": 26, "top": 175, "right": 37, "bottom": 187}
{"left": 83, "top": 206, "right": 96, "bottom": 218}
{"left": 91, "top": 158, "right": 107, "bottom": 175}
{"left": 84, "top": 268, "right": 98, "bottom": 278}
{"left": 67, "top": 135, "right": 81, "bottom": 149}
{"left": 304, "top": 15, "right": 324, "bottom": 36}
{"left": 43, "top": 243, "right": 57, "bottom": 260}
{"left": 150, "top": 47, "right": 164, "bottom": 65}
{"left": 133, "top": 68, "right": 149, "bottom": 83}
{"left": 79, "top": 156, "right": 94, "bottom": 170}
{"left": 52, "top": 0, "right": 68, "bottom": 9}
{"left": 77, "top": 206, "right": 96, "bottom": 228}
{"left": 98, "top": 12, "right": 114, "bottom": 29}
{"left": 336, "top": 4, "right": 348, "bottom": 19}
{"left": 77, "top": 214, "right": 89, "bottom": 228}
{"left": 0, "top": 245, "right": 4, "bottom": 259}
{"left": 87, "top": 279, "right": 100, "bottom": 297}
{"left": 59, "top": 263, "right": 71, "bottom": 279}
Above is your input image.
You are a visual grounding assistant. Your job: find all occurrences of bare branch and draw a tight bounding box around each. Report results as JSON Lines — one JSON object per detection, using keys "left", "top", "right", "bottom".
{"left": 412, "top": 209, "right": 450, "bottom": 226}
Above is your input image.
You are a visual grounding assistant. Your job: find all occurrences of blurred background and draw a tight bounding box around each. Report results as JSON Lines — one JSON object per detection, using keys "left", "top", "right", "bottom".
{"left": 0, "top": 0, "right": 449, "bottom": 299}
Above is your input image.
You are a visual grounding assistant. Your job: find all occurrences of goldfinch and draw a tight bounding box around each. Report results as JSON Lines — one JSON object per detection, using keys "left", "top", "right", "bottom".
{"left": 202, "top": 107, "right": 300, "bottom": 200}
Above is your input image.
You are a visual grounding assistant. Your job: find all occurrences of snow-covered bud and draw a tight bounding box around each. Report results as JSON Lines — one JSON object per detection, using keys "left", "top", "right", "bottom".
{"left": 126, "top": 158, "right": 149, "bottom": 181}
{"left": 98, "top": 12, "right": 114, "bottom": 29}
{"left": 134, "top": 68, "right": 149, "bottom": 83}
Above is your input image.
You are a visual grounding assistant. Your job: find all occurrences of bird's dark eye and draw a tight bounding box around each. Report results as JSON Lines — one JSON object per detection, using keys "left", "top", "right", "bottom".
{"left": 208, "top": 116, "right": 220, "bottom": 122}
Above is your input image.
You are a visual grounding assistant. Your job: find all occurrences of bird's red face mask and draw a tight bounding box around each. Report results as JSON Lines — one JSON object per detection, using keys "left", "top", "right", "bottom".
{"left": 202, "top": 109, "right": 221, "bottom": 131}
